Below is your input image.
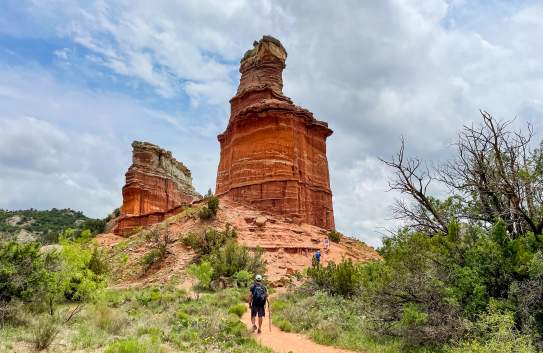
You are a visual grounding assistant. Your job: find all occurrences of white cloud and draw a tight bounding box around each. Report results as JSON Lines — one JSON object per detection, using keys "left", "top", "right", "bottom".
{"left": 0, "top": 66, "right": 219, "bottom": 217}
{"left": 2, "top": 0, "right": 543, "bottom": 247}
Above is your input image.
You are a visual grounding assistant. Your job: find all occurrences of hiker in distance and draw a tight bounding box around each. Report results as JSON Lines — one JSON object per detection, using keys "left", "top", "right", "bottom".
{"left": 248, "top": 274, "right": 268, "bottom": 334}
{"left": 313, "top": 249, "right": 321, "bottom": 267}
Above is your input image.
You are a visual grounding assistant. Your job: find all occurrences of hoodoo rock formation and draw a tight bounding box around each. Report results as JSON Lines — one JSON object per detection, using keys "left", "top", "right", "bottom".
{"left": 216, "top": 36, "right": 335, "bottom": 229}
{"left": 114, "top": 141, "right": 200, "bottom": 236}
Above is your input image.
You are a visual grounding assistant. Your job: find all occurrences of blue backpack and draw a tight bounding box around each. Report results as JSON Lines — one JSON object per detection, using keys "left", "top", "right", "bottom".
{"left": 252, "top": 283, "right": 267, "bottom": 306}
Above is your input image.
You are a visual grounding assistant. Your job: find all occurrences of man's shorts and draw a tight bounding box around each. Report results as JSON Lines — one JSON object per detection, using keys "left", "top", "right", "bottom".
{"left": 251, "top": 305, "right": 265, "bottom": 318}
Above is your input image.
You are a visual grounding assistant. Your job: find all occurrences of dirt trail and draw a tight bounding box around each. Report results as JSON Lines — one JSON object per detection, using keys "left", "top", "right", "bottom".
{"left": 241, "top": 303, "right": 361, "bottom": 353}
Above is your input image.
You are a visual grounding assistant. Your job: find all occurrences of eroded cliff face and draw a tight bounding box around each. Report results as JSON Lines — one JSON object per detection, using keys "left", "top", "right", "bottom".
{"left": 114, "top": 141, "right": 200, "bottom": 236}
{"left": 216, "top": 36, "right": 335, "bottom": 229}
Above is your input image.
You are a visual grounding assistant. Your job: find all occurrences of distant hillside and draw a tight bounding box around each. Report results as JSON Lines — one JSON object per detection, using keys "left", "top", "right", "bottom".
{"left": 0, "top": 208, "right": 107, "bottom": 243}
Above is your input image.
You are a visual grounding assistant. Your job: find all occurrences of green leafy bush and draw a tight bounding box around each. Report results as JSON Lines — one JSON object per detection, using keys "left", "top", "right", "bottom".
{"left": 0, "top": 241, "right": 53, "bottom": 302}
{"left": 140, "top": 228, "right": 173, "bottom": 272}
{"left": 182, "top": 225, "right": 236, "bottom": 257}
{"left": 142, "top": 249, "right": 162, "bottom": 272}
{"left": 234, "top": 270, "right": 253, "bottom": 287}
{"left": 228, "top": 303, "right": 247, "bottom": 317}
{"left": 275, "top": 318, "right": 293, "bottom": 332}
{"left": 449, "top": 301, "right": 536, "bottom": 353}
{"left": 327, "top": 230, "right": 342, "bottom": 243}
{"left": 197, "top": 196, "right": 220, "bottom": 220}
{"left": 186, "top": 261, "right": 214, "bottom": 290}
{"left": 307, "top": 259, "right": 361, "bottom": 297}
{"left": 208, "top": 240, "right": 265, "bottom": 279}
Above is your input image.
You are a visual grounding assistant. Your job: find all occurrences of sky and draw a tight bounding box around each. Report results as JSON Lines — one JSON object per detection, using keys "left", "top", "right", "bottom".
{"left": 1, "top": 0, "right": 543, "bottom": 247}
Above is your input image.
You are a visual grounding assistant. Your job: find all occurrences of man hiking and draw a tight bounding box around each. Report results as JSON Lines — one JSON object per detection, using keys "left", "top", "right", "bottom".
{"left": 312, "top": 249, "right": 321, "bottom": 267}
{"left": 248, "top": 274, "right": 268, "bottom": 334}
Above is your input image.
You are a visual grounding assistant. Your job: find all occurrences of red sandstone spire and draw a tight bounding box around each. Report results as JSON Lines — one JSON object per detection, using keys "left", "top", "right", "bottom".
{"left": 216, "top": 36, "right": 335, "bottom": 230}
{"left": 237, "top": 35, "right": 287, "bottom": 95}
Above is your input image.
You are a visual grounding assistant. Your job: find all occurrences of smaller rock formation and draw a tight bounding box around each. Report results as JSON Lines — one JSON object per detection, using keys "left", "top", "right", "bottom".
{"left": 114, "top": 141, "right": 200, "bottom": 236}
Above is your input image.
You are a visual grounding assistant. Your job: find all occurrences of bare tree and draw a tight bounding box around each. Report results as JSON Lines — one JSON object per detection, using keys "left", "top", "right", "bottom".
{"left": 383, "top": 111, "right": 543, "bottom": 237}
{"left": 380, "top": 137, "right": 449, "bottom": 235}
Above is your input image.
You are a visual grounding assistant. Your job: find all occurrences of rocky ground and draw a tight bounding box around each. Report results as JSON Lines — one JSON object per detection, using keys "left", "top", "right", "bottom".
{"left": 97, "top": 197, "right": 380, "bottom": 287}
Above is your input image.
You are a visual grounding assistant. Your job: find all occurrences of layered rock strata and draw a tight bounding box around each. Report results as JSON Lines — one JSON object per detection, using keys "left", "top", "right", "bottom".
{"left": 216, "top": 36, "right": 335, "bottom": 229}
{"left": 114, "top": 141, "right": 200, "bottom": 236}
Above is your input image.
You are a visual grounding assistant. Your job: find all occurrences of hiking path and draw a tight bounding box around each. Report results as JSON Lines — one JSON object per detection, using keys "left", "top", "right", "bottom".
{"left": 241, "top": 302, "right": 361, "bottom": 353}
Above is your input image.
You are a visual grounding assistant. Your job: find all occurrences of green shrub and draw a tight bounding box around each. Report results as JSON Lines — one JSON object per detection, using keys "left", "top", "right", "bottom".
{"left": 275, "top": 318, "right": 293, "bottom": 332}
{"left": 0, "top": 241, "right": 53, "bottom": 302}
{"left": 208, "top": 240, "right": 266, "bottom": 279}
{"left": 93, "top": 305, "right": 127, "bottom": 334}
{"left": 88, "top": 247, "right": 110, "bottom": 276}
{"left": 182, "top": 225, "right": 237, "bottom": 257}
{"left": 135, "top": 287, "right": 162, "bottom": 307}
{"left": 104, "top": 337, "right": 162, "bottom": 353}
{"left": 198, "top": 196, "right": 220, "bottom": 220}
{"left": 198, "top": 206, "right": 214, "bottom": 220}
{"left": 307, "top": 259, "right": 361, "bottom": 297}
{"left": 228, "top": 303, "right": 247, "bottom": 317}
{"left": 0, "top": 301, "right": 29, "bottom": 327}
{"left": 234, "top": 270, "right": 253, "bottom": 287}
{"left": 186, "top": 261, "right": 214, "bottom": 290}
{"left": 175, "top": 310, "right": 191, "bottom": 327}
{"left": 142, "top": 249, "right": 162, "bottom": 272}
{"left": 327, "top": 230, "right": 342, "bottom": 243}
{"left": 142, "top": 228, "right": 172, "bottom": 269}
{"left": 449, "top": 302, "right": 536, "bottom": 353}
{"left": 31, "top": 315, "right": 59, "bottom": 351}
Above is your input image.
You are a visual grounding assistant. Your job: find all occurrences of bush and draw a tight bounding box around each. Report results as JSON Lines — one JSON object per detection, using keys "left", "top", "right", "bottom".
{"left": 88, "top": 247, "right": 110, "bottom": 276}
{"left": 0, "top": 241, "right": 54, "bottom": 302}
{"left": 307, "top": 259, "right": 361, "bottom": 297}
{"left": 143, "top": 227, "right": 172, "bottom": 264}
{"left": 104, "top": 337, "right": 162, "bottom": 353}
{"left": 275, "top": 318, "right": 293, "bottom": 332}
{"left": 449, "top": 302, "right": 536, "bottom": 353}
{"left": 234, "top": 270, "right": 253, "bottom": 287}
{"left": 93, "top": 305, "right": 127, "bottom": 334}
{"left": 208, "top": 240, "right": 266, "bottom": 279}
{"left": 182, "top": 225, "right": 236, "bottom": 257}
{"left": 31, "top": 315, "right": 60, "bottom": 351}
{"left": 0, "top": 301, "right": 28, "bottom": 326}
{"left": 135, "top": 287, "right": 163, "bottom": 307}
{"left": 142, "top": 249, "right": 162, "bottom": 272}
{"left": 198, "top": 196, "right": 220, "bottom": 220}
{"left": 186, "top": 261, "right": 214, "bottom": 290}
{"left": 228, "top": 303, "right": 247, "bottom": 317}
{"left": 327, "top": 230, "right": 342, "bottom": 243}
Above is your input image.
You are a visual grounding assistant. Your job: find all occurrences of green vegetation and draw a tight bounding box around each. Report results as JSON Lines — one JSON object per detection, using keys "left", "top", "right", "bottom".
{"left": 271, "top": 113, "right": 543, "bottom": 353}
{"left": 327, "top": 230, "right": 342, "bottom": 243}
{"left": 307, "top": 258, "right": 361, "bottom": 297}
{"left": 0, "top": 238, "right": 107, "bottom": 315}
{"left": 272, "top": 289, "right": 438, "bottom": 353}
{"left": 0, "top": 208, "right": 107, "bottom": 244}
{"left": 198, "top": 195, "right": 220, "bottom": 220}
{"left": 140, "top": 227, "right": 173, "bottom": 272}
{"left": 187, "top": 261, "right": 213, "bottom": 297}
{"left": 0, "top": 276, "right": 272, "bottom": 353}
{"left": 30, "top": 315, "right": 60, "bottom": 351}
{"left": 183, "top": 224, "right": 265, "bottom": 287}
{"left": 182, "top": 225, "right": 237, "bottom": 257}
{"left": 208, "top": 240, "right": 265, "bottom": 280}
